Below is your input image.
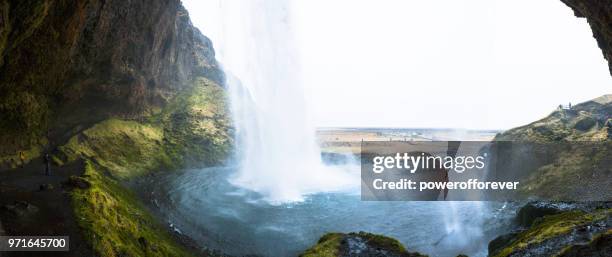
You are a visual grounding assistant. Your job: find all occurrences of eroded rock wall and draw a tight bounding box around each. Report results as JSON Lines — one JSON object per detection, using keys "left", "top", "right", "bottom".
{"left": 562, "top": 0, "right": 612, "bottom": 76}
{"left": 0, "top": 0, "right": 223, "bottom": 155}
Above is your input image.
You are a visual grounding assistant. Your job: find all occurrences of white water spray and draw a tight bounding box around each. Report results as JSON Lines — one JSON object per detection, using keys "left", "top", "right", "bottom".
{"left": 204, "top": 0, "right": 354, "bottom": 203}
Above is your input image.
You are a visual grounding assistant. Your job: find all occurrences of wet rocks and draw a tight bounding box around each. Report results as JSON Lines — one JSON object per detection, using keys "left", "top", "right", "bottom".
{"left": 64, "top": 175, "right": 91, "bottom": 189}
{"left": 488, "top": 231, "right": 522, "bottom": 256}
{"left": 39, "top": 183, "right": 54, "bottom": 191}
{"left": 302, "top": 232, "right": 427, "bottom": 257}
{"left": 488, "top": 201, "right": 612, "bottom": 257}
{"left": 515, "top": 202, "right": 571, "bottom": 227}
{"left": 1, "top": 201, "right": 39, "bottom": 217}
{"left": 516, "top": 201, "right": 612, "bottom": 227}
{"left": 556, "top": 232, "right": 612, "bottom": 257}
{"left": 0, "top": 0, "right": 225, "bottom": 157}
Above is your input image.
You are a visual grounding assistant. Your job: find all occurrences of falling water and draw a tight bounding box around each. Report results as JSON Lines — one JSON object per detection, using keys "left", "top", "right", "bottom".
{"left": 180, "top": 2, "right": 502, "bottom": 255}
{"left": 208, "top": 0, "right": 355, "bottom": 203}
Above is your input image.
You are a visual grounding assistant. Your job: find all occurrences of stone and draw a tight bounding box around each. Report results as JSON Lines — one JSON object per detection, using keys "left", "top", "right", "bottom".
{"left": 1, "top": 201, "right": 39, "bottom": 217}
{"left": 515, "top": 201, "right": 570, "bottom": 227}
{"left": 0, "top": 0, "right": 225, "bottom": 156}
{"left": 39, "top": 183, "right": 54, "bottom": 191}
{"left": 65, "top": 176, "right": 91, "bottom": 189}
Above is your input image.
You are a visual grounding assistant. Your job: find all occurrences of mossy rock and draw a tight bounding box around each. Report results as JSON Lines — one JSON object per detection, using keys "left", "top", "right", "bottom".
{"left": 573, "top": 116, "right": 596, "bottom": 131}
{"left": 491, "top": 208, "right": 611, "bottom": 257}
{"left": 556, "top": 230, "right": 612, "bottom": 257}
{"left": 301, "top": 233, "right": 344, "bottom": 257}
{"left": 57, "top": 118, "right": 171, "bottom": 179}
{"left": 515, "top": 202, "right": 565, "bottom": 227}
{"left": 56, "top": 77, "right": 232, "bottom": 179}
{"left": 54, "top": 77, "right": 232, "bottom": 256}
{"left": 301, "top": 232, "right": 427, "bottom": 257}
{"left": 71, "top": 161, "right": 194, "bottom": 257}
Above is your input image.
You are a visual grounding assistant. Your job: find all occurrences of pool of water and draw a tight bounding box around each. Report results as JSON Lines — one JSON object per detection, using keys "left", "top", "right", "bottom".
{"left": 142, "top": 166, "right": 515, "bottom": 257}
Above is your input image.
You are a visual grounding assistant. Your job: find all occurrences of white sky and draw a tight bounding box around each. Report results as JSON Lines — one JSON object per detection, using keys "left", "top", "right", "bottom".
{"left": 182, "top": 0, "right": 610, "bottom": 130}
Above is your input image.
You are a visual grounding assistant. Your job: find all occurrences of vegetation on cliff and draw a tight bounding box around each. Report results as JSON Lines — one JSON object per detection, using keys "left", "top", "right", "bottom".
{"left": 489, "top": 95, "right": 611, "bottom": 256}
{"left": 495, "top": 95, "right": 610, "bottom": 142}
{"left": 490, "top": 203, "right": 611, "bottom": 257}
{"left": 56, "top": 77, "right": 232, "bottom": 179}
{"left": 55, "top": 77, "right": 231, "bottom": 257}
{"left": 301, "top": 232, "right": 428, "bottom": 257}
{"left": 72, "top": 160, "right": 194, "bottom": 257}
{"left": 492, "top": 95, "right": 611, "bottom": 201}
{"left": 1, "top": 1, "right": 231, "bottom": 256}
{"left": 0, "top": 0, "right": 223, "bottom": 165}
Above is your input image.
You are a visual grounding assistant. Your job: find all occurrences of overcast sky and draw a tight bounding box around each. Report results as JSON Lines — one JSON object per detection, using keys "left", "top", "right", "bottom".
{"left": 182, "top": 0, "right": 610, "bottom": 130}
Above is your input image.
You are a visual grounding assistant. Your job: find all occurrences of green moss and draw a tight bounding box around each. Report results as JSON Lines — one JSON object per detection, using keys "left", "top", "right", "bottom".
{"left": 300, "top": 233, "right": 344, "bottom": 257}
{"left": 54, "top": 77, "right": 231, "bottom": 257}
{"left": 58, "top": 119, "right": 171, "bottom": 179}
{"left": 301, "top": 232, "right": 420, "bottom": 257}
{"left": 354, "top": 231, "right": 407, "bottom": 253}
{"left": 56, "top": 77, "right": 232, "bottom": 179}
{"left": 555, "top": 229, "right": 612, "bottom": 257}
{"left": 72, "top": 160, "right": 194, "bottom": 257}
{"left": 493, "top": 209, "right": 611, "bottom": 257}
{"left": 153, "top": 77, "right": 232, "bottom": 166}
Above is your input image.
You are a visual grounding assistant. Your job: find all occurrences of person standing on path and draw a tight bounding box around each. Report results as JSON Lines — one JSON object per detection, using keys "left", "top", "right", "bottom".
{"left": 43, "top": 153, "right": 51, "bottom": 176}
{"left": 19, "top": 151, "right": 25, "bottom": 168}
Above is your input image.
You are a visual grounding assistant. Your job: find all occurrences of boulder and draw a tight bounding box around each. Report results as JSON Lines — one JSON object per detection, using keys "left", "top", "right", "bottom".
{"left": 1, "top": 201, "right": 39, "bottom": 217}
{"left": 65, "top": 176, "right": 91, "bottom": 189}
{"left": 488, "top": 201, "right": 611, "bottom": 257}
{"left": 301, "top": 231, "right": 428, "bottom": 257}
{"left": 515, "top": 202, "right": 573, "bottom": 227}
{"left": 39, "top": 183, "right": 54, "bottom": 191}
{"left": 488, "top": 231, "right": 522, "bottom": 257}
{"left": 573, "top": 116, "right": 596, "bottom": 131}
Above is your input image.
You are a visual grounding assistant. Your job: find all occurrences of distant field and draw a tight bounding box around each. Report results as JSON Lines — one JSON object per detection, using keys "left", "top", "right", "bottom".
{"left": 316, "top": 127, "right": 500, "bottom": 153}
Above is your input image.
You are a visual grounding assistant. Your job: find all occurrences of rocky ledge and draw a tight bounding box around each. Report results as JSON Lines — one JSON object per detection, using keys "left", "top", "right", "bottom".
{"left": 301, "top": 232, "right": 429, "bottom": 257}
{"left": 0, "top": 0, "right": 224, "bottom": 167}
{"left": 489, "top": 201, "right": 612, "bottom": 257}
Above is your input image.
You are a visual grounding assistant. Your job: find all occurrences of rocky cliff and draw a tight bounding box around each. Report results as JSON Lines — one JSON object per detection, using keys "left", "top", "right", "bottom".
{"left": 0, "top": 1, "right": 231, "bottom": 256}
{"left": 0, "top": 0, "right": 223, "bottom": 162}
{"left": 492, "top": 95, "right": 611, "bottom": 201}
{"left": 562, "top": 0, "right": 612, "bottom": 75}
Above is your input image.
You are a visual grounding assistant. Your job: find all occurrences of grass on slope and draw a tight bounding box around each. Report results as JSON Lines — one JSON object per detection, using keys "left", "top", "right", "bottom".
{"left": 58, "top": 77, "right": 232, "bottom": 257}
{"left": 300, "top": 233, "right": 344, "bottom": 257}
{"left": 72, "top": 161, "right": 194, "bottom": 257}
{"left": 58, "top": 119, "right": 172, "bottom": 179}
{"left": 493, "top": 209, "right": 611, "bottom": 257}
{"left": 57, "top": 77, "right": 232, "bottom": 179}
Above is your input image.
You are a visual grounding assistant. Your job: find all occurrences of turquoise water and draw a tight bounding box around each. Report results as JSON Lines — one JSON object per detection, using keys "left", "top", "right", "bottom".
{"left": 145, "top": 166, "right": 514, "bottom": 257}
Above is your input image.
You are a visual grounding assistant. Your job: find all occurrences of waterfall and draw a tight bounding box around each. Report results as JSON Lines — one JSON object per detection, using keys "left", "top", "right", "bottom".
{"left": 206, "top": 0, "right": 354, "bottom": 203}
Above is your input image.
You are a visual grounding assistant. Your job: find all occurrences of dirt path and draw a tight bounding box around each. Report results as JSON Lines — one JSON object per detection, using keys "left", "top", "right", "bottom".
{"left": 0, "top": 159, "right": 92, "bottom": 257}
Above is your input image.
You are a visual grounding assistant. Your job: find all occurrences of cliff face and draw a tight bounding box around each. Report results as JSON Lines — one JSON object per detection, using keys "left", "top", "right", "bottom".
{"left": 493, "top": 95, "right": 611, "bottom": 201}
{"left": 562, "top": 0, "right": 612, "bottom": 76}
{"left": 0, "top": 0, "right": 223, "bottom": 156}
